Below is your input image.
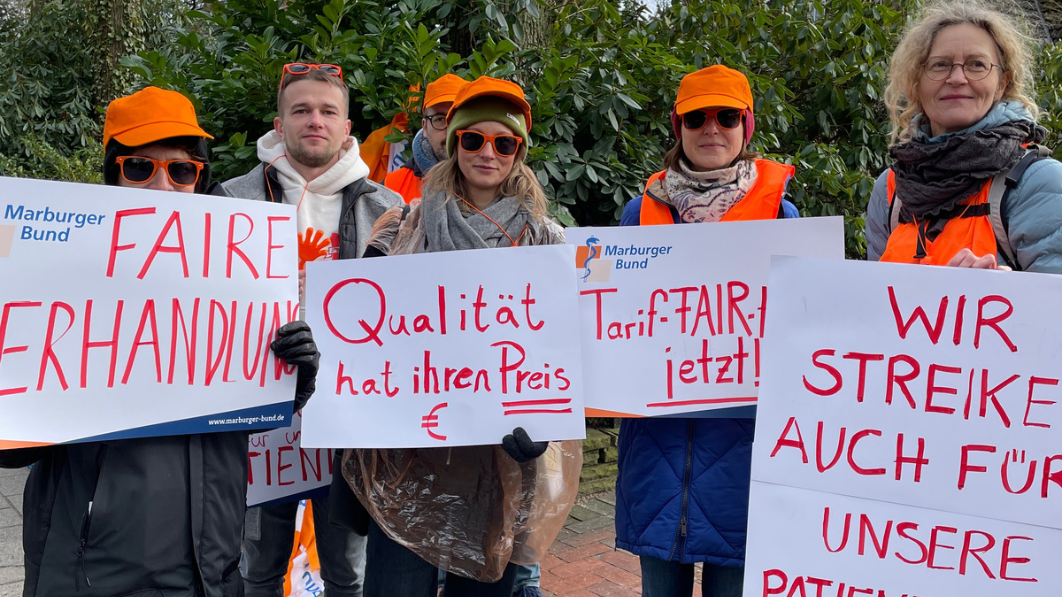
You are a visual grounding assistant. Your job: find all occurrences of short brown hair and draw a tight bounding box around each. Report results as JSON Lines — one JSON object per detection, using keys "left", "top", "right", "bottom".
{"left": 277, "top": 68, "right": 350, "bottom": 114}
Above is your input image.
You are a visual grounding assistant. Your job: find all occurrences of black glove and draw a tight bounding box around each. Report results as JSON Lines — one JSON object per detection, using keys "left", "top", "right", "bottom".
{"left": 271, "top": 321, "right": 319, "bottom": 413}
{"left": 501, "top": 427, "right": 548, "bottom": 463}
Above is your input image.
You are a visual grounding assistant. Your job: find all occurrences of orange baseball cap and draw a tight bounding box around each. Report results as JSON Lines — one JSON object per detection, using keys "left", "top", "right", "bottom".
{"left": 674, "top": 65, "right": 754, "bottom": 115}
{"left": 424, "top": 74, "right": 467, "bottom": 110}
{"left": 446, "top": 76, "right": 531, "bottom": 130}
{"left": 103, "top": 86, "right": 213, "bottom": 148}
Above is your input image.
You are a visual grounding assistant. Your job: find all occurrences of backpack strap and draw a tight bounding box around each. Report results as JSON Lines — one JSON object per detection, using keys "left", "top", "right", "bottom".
{"left": 987, "top": 145, "right": 1049, "bottom": 271}
{"left": 888, "top": 194, "right": 901, "bottom": 234}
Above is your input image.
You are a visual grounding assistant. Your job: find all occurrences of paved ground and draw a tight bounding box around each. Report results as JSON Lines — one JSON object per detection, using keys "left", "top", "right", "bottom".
{"left": 539, "top": 491, "right": 642, "bottom": 597}
{"left": 0, "top": 470, "right": 694, "bottom": 596}
{"left": 0, "top": 466, "right": 26, "bottom": 597}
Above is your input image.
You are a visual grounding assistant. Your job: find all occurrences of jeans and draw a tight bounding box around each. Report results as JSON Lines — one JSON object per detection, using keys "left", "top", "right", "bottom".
{"left": 364, "top": 519, "right": 518, "bottom": 597}
{"left": 640, "top": 555, "right": 744, "bottom": 597}
{"left": 512, "top": 563, "right": 540, "bottom": 589}
{"left": 242, "top": 492, "right": 367, "bottom": 597}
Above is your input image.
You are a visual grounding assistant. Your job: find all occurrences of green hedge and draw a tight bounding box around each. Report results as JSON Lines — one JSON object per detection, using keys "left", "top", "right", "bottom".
{"left": 3, "top": 0, "right": 1061, "bottom": 258}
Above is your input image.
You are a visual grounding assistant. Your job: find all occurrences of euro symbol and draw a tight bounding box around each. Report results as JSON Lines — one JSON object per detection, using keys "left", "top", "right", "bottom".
{"left": 421, "top": 402, "right": 448, "bottom": 441}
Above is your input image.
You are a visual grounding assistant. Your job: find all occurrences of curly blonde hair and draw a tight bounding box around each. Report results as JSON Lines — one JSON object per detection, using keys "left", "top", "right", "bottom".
{"left": 422, "top": 145, "right": 550, "bottom": 220}
{"left": 883, "top": 0, "right": 1038, "bottom": 144}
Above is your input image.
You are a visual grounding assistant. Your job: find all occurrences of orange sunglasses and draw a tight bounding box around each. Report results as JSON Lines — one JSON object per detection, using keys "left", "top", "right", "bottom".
{"left": 115, "top": 156, "right": 204, "bottom": 187}
{"left": 454, "top": 130, "right": 523, "bottom": 157}
{"left": 279, "top": 63, "right": 343, "bottom": 92}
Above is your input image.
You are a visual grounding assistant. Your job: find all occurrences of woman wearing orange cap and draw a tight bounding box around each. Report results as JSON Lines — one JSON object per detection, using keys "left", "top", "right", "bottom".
{"left": 0, "top": 86, "right": 319, "bottom": 597}
{"left": 614, "top": 65, "right": 798, "bottom": 597}
{"left": 346, "top": 76, "right": 581, "bottom": 597}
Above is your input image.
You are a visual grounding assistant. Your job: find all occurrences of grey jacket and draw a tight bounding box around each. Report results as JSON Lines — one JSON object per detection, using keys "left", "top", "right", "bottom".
{"left": 223, "top": 164, "right": 401, "bottom": 259}
{"left": 866, "top": 101, "right": 1062, "bottom": 273}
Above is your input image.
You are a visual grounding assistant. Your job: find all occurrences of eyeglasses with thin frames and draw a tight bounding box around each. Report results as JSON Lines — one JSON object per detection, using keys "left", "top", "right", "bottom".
{"left": 425, "top": 114, "right": 448, "bottom": 131}
{"left": 922, "top": 59, "right": 1001, "bottom": 81}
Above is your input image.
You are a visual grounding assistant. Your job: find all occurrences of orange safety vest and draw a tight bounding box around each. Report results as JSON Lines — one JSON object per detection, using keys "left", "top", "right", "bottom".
{"left": 639, "top": 159, "right": 795, "bottom": 225}
{"left": 360, "top": 113, "right": 410, "bottom": 183}
{"left": 880, "top": 170, "right": 997, "bottom": 266}
{"left": 384, "top": 167, "right": 422, "bottom": 204}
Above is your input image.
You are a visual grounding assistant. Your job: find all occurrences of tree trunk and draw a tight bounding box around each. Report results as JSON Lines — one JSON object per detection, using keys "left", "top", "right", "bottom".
{"left": 89, "top": 0, "right": 146, "bottom": 112}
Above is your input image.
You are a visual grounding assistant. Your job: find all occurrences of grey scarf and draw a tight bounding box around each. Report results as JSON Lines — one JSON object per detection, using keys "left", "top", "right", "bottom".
{"left": 409, "top": 128, "right": 440, "bottom": 178}
{"left": 890, "top": 120, "right": 1042, "bottom": 223}
{"left": 421, "top": 189, "right": 533, "bottom": 252}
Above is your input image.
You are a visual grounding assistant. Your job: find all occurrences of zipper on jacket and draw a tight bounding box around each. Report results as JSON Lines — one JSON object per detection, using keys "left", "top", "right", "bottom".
{"left": 75, "top": 501, "right": 93, "bottom": 590}
{"left": 667, "top": 420, "right": 696, "bottom": 561}
{"left": 75, "top": 444, "right": 109, "bottom": 591}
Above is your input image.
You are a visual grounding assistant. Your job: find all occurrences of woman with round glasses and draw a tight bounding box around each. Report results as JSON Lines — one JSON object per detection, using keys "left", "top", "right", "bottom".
{"left": 0, "top": 86, "right": 320, "bottom": 597}
{"left": 866, "top": 1, "right": 1062, "bottom": 271}
{"left": 615, "top": 64, "right": 797, "bottom": 597}
{"left": 349, "top": 76, "right": 581, "bottom": 597}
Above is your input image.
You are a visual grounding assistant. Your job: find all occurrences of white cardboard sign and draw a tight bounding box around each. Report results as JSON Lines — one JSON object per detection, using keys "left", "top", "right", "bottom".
{"left": 567, "top": 218, "right": 844, "bottom": 417}
{"left": 0, "top": 177, "right": 299, "bottom": 448}
{"left": 301, "top": 245, "right": 586, "bottom": 449}
{"left": 744, "top": 256, "right": 1062, "bottom": 596}
{"left": 247, "top": 413, "right": 334, "bottom": 507}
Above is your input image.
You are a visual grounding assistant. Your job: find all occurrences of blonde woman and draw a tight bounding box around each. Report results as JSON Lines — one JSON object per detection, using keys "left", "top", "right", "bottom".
{"left": 350, "top": 76, "right": 581, "bottom": 597}
{"left": 866, "top": 1, "right": 1062, "bottom": 271}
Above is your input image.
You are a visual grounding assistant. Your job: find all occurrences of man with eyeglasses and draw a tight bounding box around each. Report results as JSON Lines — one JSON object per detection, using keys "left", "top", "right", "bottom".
{"left": 223, "top": 62, "right": 401, "bottom": 597}
{"left": 384, "top": 73, "right": 467, "bottom": 203}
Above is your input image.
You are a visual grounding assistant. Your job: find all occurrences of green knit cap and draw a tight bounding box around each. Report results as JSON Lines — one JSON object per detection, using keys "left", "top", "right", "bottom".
{"left": 446, "top": 97, "right": 529, "bottom": 157}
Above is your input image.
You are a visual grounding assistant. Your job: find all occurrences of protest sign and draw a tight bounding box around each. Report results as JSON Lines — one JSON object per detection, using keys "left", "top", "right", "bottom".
{"left": 568, "top": 217, "right": 844, "bottom": 417}
{"left": 0, "top": 177, "right": 298, "bottom": 449}
{"left": 301, "top": 245, "right": 586, "bottom": 449}
{"left": 744, "top": 257, "right": 1062, "bottom": 597}
{"left": 247, "top": 412, "right": 333, "bottom": 507}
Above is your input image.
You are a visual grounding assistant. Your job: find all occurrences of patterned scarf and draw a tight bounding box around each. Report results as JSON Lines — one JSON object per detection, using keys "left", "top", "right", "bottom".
{"left": 651, "top": 158, "right": 758, "bottom": 223}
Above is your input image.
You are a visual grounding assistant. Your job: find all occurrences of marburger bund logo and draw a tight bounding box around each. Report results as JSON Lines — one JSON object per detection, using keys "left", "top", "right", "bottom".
{"left": 2, "top": 204, "right": 108, "bottom": 249}
{"left": 575, "top": 236, "right": 674, "bottom": 282}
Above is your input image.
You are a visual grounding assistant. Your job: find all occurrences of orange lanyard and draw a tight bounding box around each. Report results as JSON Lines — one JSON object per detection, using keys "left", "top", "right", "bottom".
{"left": 458, "top": 196, "right": 528, "bottom": 247}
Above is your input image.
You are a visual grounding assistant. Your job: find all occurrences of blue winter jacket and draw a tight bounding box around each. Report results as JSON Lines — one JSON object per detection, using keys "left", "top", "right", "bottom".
{"left": 866, "top": 101, "right": 1062, "bottom": 272}
{"left": 614, "top": 184, "right": 797, "bottom": 568}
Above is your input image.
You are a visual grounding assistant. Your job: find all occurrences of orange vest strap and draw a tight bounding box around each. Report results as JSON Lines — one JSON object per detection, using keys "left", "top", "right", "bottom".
{"left": 881, "top": 179, "right": 997, "bottom": 266}
{"left": 639, "top": 159, "right": 794, "bottom": 226}
{"left": 639, "top": 170, "right": 673, "bottom": 226}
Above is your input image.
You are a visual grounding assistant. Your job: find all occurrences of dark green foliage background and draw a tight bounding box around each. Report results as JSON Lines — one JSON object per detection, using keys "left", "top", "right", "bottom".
{"left": 1, "top": 0, "right": 1060, "bottom": 258}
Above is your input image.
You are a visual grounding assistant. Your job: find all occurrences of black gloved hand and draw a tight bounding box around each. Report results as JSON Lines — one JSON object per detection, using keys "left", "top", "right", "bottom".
{"left": 271, "top": 321, "right": 319, "bottom": 414}
{"left": 501, "top": 427, "right": 548, "bottom": 463}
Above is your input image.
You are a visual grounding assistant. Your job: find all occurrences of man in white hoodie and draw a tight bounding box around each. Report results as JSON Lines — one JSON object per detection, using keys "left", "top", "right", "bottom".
{"left": 224, "top": 63, "right": 400, "bottom": 597}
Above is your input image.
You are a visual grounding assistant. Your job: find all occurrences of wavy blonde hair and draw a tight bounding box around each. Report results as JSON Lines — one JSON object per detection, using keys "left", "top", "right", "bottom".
{"left": 883, "top": 0, "right": 1038, "bottom": 144}
{"left": 423, "top": 145, "right": 549, "bottom": 220}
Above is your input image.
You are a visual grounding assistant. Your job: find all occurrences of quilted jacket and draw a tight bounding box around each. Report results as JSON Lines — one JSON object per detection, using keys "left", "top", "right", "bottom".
{"left": 613, "top": 183, "right": 796, "bottom": 566}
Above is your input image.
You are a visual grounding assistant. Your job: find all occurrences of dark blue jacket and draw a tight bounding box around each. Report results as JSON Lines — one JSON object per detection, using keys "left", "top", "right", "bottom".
{"left": 614, "top": 187, "right": 797, "bottom": 567}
